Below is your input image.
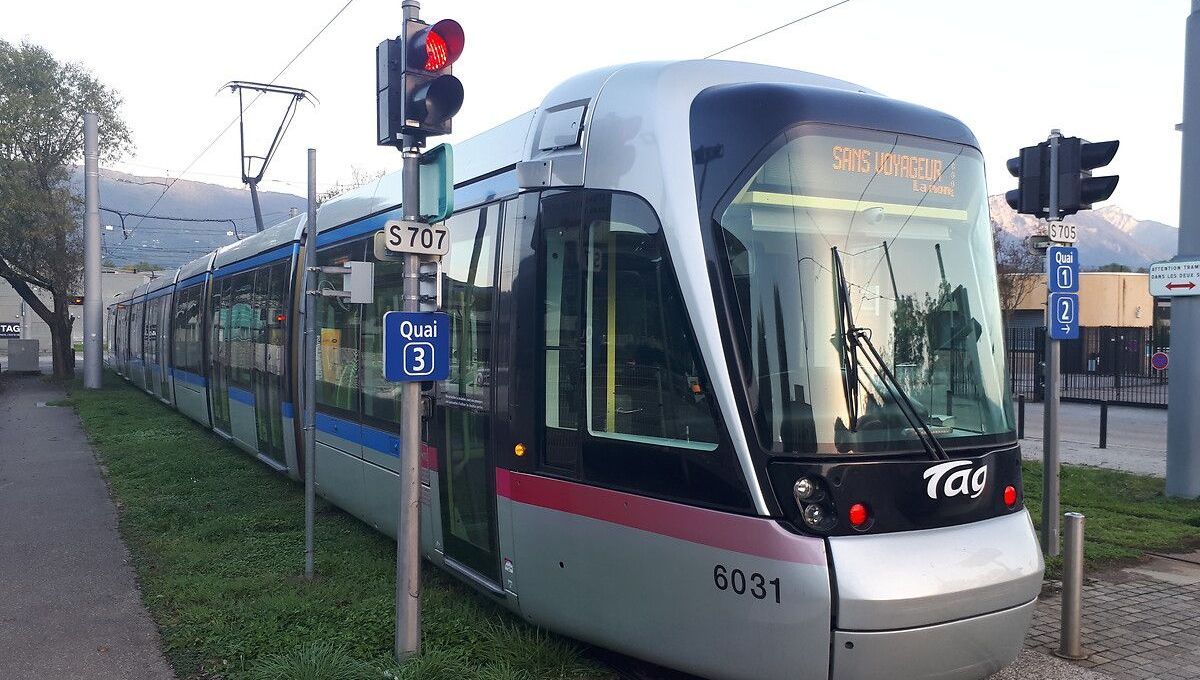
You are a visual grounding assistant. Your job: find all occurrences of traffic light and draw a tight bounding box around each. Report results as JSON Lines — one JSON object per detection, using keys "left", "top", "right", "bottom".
{"left": 1005, "top": 143, "right": 1049, "bottom": 216}
{"left": 1058, "top": 138, "right": 1119, "bottom": 216}
{"left": 377, "top": 18, "right": 465, "bottom": 146}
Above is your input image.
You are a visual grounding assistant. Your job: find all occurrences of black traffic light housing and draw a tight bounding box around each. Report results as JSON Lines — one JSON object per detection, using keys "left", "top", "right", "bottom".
{"left": 377, "top": 18, "right": 465, "bottom": 146}
{"left": 1006, "top": 143, "right": 1049, "bottom": 216}
{"left": 1057, "top": 138, "right": 1119, "bottom": 216}
{"left": 1005, "top": 135, "right": 1119, "bottom": 218}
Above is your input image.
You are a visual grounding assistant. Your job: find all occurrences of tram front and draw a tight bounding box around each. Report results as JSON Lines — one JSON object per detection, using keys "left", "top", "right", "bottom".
{"left": 692, "top": 83, "right": 1044, "bottom": 679}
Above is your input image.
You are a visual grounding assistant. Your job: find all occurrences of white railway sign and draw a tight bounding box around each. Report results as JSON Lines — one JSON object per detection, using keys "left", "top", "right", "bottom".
{"left": 1047, "top": 222, "right": 1078, "bottom": 244}
{"left": 1149, "top": 259, "right": 1200, "bottom": 297}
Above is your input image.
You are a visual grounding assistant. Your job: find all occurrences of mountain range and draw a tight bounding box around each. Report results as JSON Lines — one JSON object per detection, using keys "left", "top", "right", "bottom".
{"left": 70, "top": 169, "right": 1180, "bottom": 272}
{"left": 989, "top": 195, "right": 1178, "bottom": 270}
{"left": 67, "top": 168, "right": 306, "bottom": 269}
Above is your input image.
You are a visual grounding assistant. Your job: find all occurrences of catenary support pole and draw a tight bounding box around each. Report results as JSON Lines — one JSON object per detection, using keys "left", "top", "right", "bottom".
{"left": 303, "top": 148, "right": 318, "bottom": 579}
{"left": 396, "top": 0, "right": 423, "bottom": 662}
{"left": 83, "top": 112, "right": 102, "bottom": 388}
{"left": 1168, "top": 0, "right": 1200, "bottom": 497}
{"left": 1057, "top": 512, "right": 1087, "bottom": 660}
{"left": 1043, "top": 129, "right": 1062, "bottom": 557}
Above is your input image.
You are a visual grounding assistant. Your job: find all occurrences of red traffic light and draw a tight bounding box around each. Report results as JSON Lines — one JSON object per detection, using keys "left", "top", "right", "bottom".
{"left": 412, "top": 19, "right": 464, "bottom": 72}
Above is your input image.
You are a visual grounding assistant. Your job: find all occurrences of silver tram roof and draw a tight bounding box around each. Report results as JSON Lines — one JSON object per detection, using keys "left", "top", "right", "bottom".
{"left": 143, "top": 61, "right": 880, "bottom": 280}
{"left": 316, "top": 60, "right": 877, "bottom": 233}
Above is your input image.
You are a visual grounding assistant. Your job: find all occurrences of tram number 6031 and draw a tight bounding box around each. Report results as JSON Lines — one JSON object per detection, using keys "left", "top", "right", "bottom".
{"left": 713, "top": 564, "right": 781, "bottom": 604}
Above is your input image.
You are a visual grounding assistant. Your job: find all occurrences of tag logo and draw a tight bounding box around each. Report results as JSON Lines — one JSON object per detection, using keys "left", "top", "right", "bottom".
{"left": 923, "top": 460, "right": 987, "bottom": 500}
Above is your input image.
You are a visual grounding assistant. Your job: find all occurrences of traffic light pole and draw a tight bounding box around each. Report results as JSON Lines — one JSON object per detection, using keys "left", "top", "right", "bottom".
{"left": 396, "top": 0, "right": 424, "bottom": 661}
{"left": 1167, "top": 0, "right": 1200, "bottom": 498}
{"left": 1043, "top": 130, "right": 1062, "bottom": 556}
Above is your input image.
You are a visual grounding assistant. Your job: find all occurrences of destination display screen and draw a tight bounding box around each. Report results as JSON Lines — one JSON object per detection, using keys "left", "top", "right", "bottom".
{"left": 747, "top": 131, "right": 974, "bottom": 213}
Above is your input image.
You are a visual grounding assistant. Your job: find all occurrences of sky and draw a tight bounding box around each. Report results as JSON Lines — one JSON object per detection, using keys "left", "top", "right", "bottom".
{"left": 1, "top": 0, "right": 1191, "bottom": 225}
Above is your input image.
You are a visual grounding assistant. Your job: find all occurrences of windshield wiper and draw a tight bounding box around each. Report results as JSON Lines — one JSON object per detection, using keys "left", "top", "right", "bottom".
{"left": 831, "top": 247, "right": 949, "bottom": 461}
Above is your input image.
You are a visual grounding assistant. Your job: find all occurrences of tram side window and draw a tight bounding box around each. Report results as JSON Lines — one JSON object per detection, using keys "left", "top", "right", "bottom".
{"left": 172, "top": 285, "right": 203, "bottom": 376}
{"left": 362, "top": 257, "right": 404, "bottom": 424}
{"left": 316, "top": 241, "right": 364, "bottom": 413}
{"left": 542, "top": 191, "right": 718, "bottom": 450}
{"left": 229, "top": 272, "right": 255, "bottom": 389}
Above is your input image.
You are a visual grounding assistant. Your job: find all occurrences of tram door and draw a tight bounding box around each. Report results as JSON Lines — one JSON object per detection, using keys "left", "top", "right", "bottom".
{"left": 432, "top": 204, "right": 501, "bottom": 582}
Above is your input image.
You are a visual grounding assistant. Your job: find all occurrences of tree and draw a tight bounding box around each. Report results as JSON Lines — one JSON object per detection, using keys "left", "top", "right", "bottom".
{"left": 0, "top": 40, "right": 131, "bottom": 378}
{"left": 1095, "top": 262, "right": 1133, "bottom": 273}
{"left": 991, "top": 219, "right": 1042, "bottom": 323}
{"left": 317, "top": 167, "right": 386, "bottom": 205}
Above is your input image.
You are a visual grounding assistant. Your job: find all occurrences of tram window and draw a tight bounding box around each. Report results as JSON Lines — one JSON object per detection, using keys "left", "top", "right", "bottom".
{"left": 316, "top": 241, "right": 364, "bottom": 414}
{"left": 229, "top": 272, "right": 255, "bottom": 389}
{"left": 441, "top": 206, "right": 498, "bottom": 406}
{"left": 172, "top": 285, "right": 203, "bottom": 375}
{"left": 363, "top": 257, "right": 405, "bottom": 424}
{"left": 541, "top": 191, "right": 719, "bottom": 451}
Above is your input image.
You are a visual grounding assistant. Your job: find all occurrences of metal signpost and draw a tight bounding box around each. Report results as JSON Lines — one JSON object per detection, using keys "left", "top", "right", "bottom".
{"left": 1167, "top": 0, "right": 1200, "bottom": 498}
{"left": 1006, "top": 129, "right": 1119, "bottom": 554}
{"left": 376, "top": 0, "right": 465, "bottom": 661}
{"left": 303, "top": 148, "right": 318, "bottom": 581}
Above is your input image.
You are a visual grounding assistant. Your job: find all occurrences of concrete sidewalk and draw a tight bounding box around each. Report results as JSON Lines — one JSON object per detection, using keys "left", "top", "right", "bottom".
{"left": 0, "top": 375, "right": 173, "bottom": 679}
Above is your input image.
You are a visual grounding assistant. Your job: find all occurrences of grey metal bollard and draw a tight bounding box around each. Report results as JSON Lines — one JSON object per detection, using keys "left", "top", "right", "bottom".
{"left": 1056, "top": 512, "right": 1088, "bottom": 660}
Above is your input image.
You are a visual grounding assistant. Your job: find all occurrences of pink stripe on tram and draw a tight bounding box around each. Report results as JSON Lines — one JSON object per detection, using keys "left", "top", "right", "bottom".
{"left": 494, "top": 469, "right": 826, "bottom": 566}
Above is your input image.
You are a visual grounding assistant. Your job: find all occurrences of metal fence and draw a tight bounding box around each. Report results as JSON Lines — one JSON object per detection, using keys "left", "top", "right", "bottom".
{"left": 1006, "top": 326, "right": 1169, "bottom": 408}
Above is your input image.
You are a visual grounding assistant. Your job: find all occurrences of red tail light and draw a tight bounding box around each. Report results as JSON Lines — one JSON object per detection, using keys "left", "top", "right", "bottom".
{"left": 1003, "top": 485, "right": 1018, "bottom": 508}
{"left": 848, "top": 503, "right": 870, "bottom": 529}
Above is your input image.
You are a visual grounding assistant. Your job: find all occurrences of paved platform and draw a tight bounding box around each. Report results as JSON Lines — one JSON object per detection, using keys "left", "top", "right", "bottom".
{"left": 0, "top": 375, "right": 174, "bottom": 679}
{"left": 1023, "top": 552, "right": 1200, "bottom": 680}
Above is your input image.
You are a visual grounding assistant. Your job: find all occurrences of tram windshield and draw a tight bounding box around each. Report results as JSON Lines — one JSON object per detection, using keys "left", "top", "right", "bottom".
{"left": 713, "top": 125, "right": 1014, "bottom": 455}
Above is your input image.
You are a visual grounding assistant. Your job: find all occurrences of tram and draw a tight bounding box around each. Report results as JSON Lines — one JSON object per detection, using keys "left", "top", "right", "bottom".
{"left": 108, "top": 60, "right": 1043, "bottom": 680}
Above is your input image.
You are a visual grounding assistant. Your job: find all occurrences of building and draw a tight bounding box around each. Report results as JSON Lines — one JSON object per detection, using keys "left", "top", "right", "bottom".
{"left": 1006, "top": 271, "right": 1168, "bottom": 339}
{"left": 0, "top": 270, "right": 160, "bottom": 354}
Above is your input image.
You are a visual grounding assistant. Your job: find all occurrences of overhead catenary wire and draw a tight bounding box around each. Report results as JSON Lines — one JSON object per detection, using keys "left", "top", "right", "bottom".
{"left": 124, "top": 0, "right": 356, "bottom": 240}
{"left": 703, "top": 0, "right": 855, "bottom": 59}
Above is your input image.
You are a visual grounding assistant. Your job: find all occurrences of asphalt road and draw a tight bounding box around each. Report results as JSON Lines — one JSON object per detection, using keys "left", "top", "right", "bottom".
{"left": 1017, "top": 400, "right": 1167, "bottom": 476}
{"left": 0, "top": 375, "right": 173, "bottom": 679}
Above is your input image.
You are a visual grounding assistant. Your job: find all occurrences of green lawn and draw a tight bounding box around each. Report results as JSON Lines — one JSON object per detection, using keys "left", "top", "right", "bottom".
{"left": 65, "top": 374, "right": 1200, "bottom": 677}
{"left": 1021, "top": 460, "right": 1200, "bottom": 575}
{"left": 67, "top": 375, "right": 607, "bottom": 680}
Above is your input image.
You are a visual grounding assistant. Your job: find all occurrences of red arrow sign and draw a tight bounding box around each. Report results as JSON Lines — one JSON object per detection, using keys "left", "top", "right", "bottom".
{"left": 1167, "top": 281, "right": 1197, "bottom": 290}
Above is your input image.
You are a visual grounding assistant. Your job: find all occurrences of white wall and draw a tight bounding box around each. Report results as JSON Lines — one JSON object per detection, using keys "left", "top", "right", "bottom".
{"left": 0, "top": 270, "right": 161, "bottom": 354}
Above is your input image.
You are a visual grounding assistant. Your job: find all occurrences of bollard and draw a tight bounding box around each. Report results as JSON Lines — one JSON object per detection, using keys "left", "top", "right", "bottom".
{"left": 1056, "top": 512, "right": 1088, "bottom": 660}
{"left": 1099, "top": 401, "right": 1108, "bottom": 449}
{"left": 1018, "top": 395, "right": 1026, "bottom": 440}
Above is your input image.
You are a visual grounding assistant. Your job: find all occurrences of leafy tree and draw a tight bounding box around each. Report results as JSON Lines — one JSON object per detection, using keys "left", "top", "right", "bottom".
{"left": 1095, "top": 262, "right": 1133, "bottom": 272}
{"left": 991, "top": 219, "right": 1042, "bottom": 323}
{"left": 0, "top": 40, "right": 131, "bottom": 377}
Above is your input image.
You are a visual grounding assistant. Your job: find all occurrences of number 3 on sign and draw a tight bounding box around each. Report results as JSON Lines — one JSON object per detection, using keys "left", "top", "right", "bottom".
{"left": 384, "top": 219, "right": 449, "bottom": 257}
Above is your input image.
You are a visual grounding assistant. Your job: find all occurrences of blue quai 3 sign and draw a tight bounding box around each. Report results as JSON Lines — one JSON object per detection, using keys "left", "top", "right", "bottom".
{"left": 383, "top": 311, "right": 450, "bottom": 382}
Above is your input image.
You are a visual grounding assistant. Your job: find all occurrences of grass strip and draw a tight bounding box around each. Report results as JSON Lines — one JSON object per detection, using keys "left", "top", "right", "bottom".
{"left": 67, "top": 374, "right": 608, "bottom": 680}
{"left": 1021, "top": 460, "right": 1200, "bottom": 575}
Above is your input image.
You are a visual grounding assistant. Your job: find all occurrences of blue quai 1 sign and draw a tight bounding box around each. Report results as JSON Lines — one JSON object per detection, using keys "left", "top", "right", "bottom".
{"left": 383, "top": 311, "right": 450, "bottom": 382}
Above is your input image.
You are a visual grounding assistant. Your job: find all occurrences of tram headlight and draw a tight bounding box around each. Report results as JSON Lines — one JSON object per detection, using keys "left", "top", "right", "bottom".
{"left": 792, "top": 477, "right": 824, "bottom": 505}
{"left": 801, "top": 503, "right": 833, "bottom": 530}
